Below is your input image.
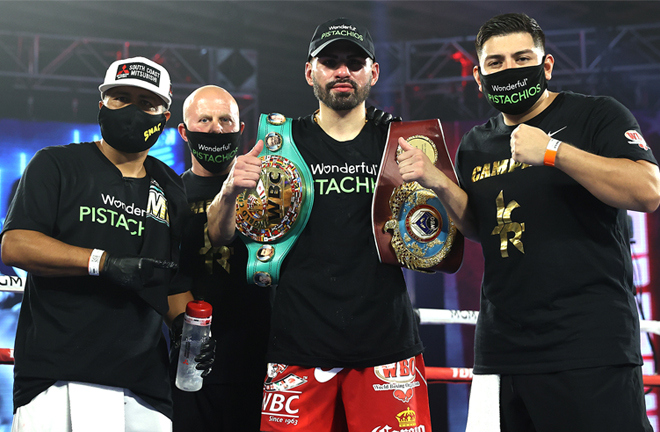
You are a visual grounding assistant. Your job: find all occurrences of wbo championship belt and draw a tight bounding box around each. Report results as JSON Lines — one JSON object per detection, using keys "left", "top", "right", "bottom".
{"left": 372, "top": 119, "right": 463, "bottom": 273}
{"left": 235, "top": 113, "right": 314, "bottom": 287}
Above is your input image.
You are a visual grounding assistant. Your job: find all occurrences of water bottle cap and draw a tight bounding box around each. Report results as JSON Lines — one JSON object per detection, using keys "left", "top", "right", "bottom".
{"left": 185, "top": 300, "right": 213, "bottom": 318}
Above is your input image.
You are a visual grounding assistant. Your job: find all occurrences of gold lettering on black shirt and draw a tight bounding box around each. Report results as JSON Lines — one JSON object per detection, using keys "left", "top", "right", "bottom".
{"left": 471, "top": 158, "right": 530, "bottom": 183}
{"left": 491, "top": 190, "right": 525, "bottom": 258}
{"left": 190, "top": 199, "right": 213, "bottom": 214}
{"left": 190, "top": 199, "right": 233, "bottom": 274}
{"left": 199, "top": 222, "right": 233, "bottom": 274}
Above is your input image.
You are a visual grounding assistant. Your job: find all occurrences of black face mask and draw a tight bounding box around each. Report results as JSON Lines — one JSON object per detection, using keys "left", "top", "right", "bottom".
{"left": 478, "top": 60, "right": 547, "bottom": 115}
{"left": 185, "top": 127, "right": 242, "bottom": 174}
{"left": 98, "top": 104, "right": 167, "bottom": 153}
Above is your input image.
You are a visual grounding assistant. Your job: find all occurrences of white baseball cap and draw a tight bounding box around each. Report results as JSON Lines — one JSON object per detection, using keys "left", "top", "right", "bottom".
{"left": 99, "top": 56, "right": 172, "bottom": 109}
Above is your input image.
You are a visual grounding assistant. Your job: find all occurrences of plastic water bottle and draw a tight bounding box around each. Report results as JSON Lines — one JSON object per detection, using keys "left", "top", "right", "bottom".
{"left": 175, "top": 300, "right": 213, "bottom": 392}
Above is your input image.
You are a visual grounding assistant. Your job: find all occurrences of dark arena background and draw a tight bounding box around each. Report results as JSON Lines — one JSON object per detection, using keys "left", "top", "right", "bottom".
{"left": 1, "top": 1, "right": 660, "bottom": 431}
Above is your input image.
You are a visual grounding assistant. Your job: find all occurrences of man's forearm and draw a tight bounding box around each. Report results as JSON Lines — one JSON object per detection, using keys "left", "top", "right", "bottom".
{"left": 432, "top": 178, "right": 480, "bottom": 242}
{"left": 555, "top": 145, "right": 660, "bottom": 213}
{"left": 1, "top": 229, "right": 94, "bottom": 277}
{"left": 207, "top": 187, "right": 239, "bottom": 246}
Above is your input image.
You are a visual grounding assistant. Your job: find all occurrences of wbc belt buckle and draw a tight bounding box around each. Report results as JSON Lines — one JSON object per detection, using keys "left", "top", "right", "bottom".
{"left": 235, "top": 113, "right": 315, "bottom": 288}
{"left": 236, "top": 155, "right": 304, "bottom": 243}
{"left": 372, "top": 120, "right": 463, "bottom": 273}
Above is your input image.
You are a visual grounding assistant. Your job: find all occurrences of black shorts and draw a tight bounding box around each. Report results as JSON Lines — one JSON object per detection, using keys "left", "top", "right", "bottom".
{"left": 500, "top": 365, "right": 652, "bottom": 432}
{"left": 172, "top": 380, "right": 263, "bottom": 432}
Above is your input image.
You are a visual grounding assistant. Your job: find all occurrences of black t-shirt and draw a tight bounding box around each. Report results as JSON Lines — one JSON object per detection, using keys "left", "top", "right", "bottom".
{"left": 179, "top": 170, "right": 271, "bottom": 384}
{"left": 1, "top": 142, "right": 188, "bottom": 418}
{"left": 267, "top": 115, "right": 423, "bottom": 368}
{"left": 456, "top": 92, "right": 657, "bottom": 374}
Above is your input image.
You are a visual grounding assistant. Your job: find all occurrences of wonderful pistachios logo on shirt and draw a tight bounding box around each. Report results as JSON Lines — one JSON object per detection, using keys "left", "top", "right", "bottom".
{"left": 310, "top": 162, "right": 378, "bottom": 195}
{"left": 78, "top": 180, "right": 169, "bottom": 236}
{"left": 80, "top": 194, "right": 147, "bottom": 236}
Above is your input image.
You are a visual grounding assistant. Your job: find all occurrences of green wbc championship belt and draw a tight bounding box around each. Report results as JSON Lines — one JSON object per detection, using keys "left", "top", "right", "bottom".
{"left": 235, "top": 113, "right": 314, "bottom": 287}
{"left": 372, "top": 119, "right": 463, "bottom": 273}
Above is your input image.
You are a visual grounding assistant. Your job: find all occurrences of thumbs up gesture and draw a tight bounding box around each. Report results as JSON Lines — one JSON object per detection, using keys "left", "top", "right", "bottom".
{"left": 397, "top": 137, "right": 442, "bottom": 189}
{"left": 223, "top": 140, "right": 264, "bottom": 198}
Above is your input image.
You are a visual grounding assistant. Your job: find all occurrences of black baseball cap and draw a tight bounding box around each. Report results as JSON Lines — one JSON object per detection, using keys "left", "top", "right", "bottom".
{"left": 308, "top": 17, "right": 375, "bottom": 60}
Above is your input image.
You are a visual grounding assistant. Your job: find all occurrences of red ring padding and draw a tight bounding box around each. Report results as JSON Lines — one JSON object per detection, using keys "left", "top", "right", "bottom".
{"left": 0, "top": 348, "right": 13, "bottom": 365}
{"left": 425, "top": 366, "right": 660, "bottom": 387}
{"left": 1, "top": 353, "right": 659, "bottom": 387}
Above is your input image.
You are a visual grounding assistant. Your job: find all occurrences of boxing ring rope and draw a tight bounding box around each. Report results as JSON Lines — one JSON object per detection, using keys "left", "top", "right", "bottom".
{"left": 418, "top": 307, "right": 660, "bottom": 335}
{"left": 1, "top": 276, "right": 659, "bottom": 386}
{"left": 417, "top": 308, "right": 660, "bottom": 387}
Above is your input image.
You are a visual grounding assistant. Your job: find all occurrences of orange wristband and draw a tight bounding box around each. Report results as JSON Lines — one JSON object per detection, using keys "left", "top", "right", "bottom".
{"left": 543, "top": 138, "right": 561, "bottom": 167}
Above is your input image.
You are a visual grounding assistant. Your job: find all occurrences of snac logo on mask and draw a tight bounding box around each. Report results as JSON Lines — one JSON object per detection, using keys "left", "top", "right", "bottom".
{"left": 144, "top": 123, "right": 163, "bottom": 142}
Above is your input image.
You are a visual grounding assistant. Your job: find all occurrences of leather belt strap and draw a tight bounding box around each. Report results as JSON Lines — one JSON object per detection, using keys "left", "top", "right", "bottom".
{"left": 372, "top": 119, "right": 463, "bottom": 273}
{"left": 236, "top": 113, "right": 314, "bottom": 287}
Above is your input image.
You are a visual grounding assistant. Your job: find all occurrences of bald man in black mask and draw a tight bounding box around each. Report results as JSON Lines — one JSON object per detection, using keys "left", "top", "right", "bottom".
{"left": 167, "top": 85, "right": 272, "bottom": 432}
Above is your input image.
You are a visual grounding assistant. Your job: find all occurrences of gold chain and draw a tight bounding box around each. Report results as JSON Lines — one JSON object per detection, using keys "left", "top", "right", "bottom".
{"left": 313, "top": 109, "right": 368, "bottom": 125}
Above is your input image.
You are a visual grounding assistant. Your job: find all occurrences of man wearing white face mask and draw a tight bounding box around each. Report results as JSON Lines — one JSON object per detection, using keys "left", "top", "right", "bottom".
{"left": 1, "top": 56, "right": 188, "bottom": 432}
{"left": 398, "top": 12, "right": 660, "bottom": 432}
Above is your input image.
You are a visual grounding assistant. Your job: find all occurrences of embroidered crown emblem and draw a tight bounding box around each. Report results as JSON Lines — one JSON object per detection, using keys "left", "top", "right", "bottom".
{"left": 396, "top": 407, "right": 417, "bottom": 427}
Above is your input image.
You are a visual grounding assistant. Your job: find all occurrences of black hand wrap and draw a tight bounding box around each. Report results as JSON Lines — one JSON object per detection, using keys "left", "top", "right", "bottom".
{"left": 196, "top": 336, "right": 216, "bottom": 377}
{"left": 169, "top": 313, "right": 185, "bottom": 359}
{"left": 366, "top": 106, "right": 403, "bottom": 126}
{"left": 169, "top": 312, "right": 216, "bottom": 378}
{"left": 101, "top": 254, "right": 177, "bottom": 291}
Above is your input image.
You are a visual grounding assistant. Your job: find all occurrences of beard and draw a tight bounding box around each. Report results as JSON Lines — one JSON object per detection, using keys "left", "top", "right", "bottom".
{"left": 313, "top": 76, "right": 371, "bottom": 111}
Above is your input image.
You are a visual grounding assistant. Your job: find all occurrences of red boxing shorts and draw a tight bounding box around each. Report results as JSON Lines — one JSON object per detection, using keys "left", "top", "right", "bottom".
{"left": 260, "top": 354, "right": 431, "bottom": 432}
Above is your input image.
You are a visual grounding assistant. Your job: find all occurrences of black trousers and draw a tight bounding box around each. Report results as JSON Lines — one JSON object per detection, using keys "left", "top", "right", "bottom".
{"left": 500, "top": 365, "right": 653, "bottom": 432}
{"left": 172, "top": 379, "right": 264, "bottom": 432}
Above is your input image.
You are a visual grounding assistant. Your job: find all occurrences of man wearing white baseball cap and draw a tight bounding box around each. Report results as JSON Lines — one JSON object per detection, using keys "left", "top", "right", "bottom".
{"left": 99, "top": 56, "right": 173, "bottom": 109}
{"left": 1, "top": 56, "right": 190, "bottom": 431}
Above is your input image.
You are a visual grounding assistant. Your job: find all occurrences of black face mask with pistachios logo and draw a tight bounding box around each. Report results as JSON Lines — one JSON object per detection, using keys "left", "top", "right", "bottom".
{"left": 185, "top": 126, "right": 242, "bottom": 174}
{"left": 478, "top": 59, "right": 547, "bottom": 115}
